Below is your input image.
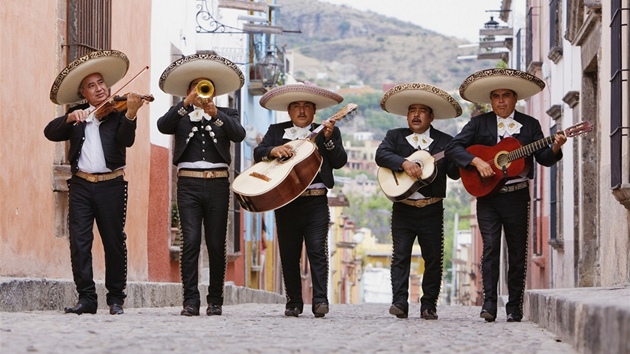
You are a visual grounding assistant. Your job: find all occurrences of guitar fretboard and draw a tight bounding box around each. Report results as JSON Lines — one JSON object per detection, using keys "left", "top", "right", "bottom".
{"left": 507, "top": 136, "right": 555, "bottom": 161}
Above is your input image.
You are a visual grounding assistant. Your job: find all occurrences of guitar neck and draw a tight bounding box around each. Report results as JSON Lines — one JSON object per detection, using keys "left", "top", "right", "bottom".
{"left": 306, "top": 103, "right": 358, "bottom": 142}
{"left": 507, "top": 136, "right": 555, "bottom": 162}
{"left": 307, "top": 124, "right": 325, "bottom": 141}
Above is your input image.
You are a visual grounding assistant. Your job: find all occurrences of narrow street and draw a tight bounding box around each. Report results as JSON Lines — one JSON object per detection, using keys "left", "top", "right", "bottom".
{"left": 0, "top": 303, "right": 576, "bottom": 353}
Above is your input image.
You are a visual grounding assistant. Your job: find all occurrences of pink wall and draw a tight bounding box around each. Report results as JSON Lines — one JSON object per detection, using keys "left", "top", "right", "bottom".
{"left": 0, "top": 0, "right": 172, "bottom": 284}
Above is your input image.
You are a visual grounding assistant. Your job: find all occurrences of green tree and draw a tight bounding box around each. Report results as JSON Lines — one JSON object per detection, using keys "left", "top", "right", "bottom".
{"left": 344, "top": 191, "right": 392, "bottom": 243}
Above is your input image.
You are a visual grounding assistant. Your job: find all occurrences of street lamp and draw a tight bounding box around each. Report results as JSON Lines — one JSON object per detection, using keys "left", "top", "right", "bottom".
{"left": 484, "top": 16, "right": 499, "bottom": 29}
{"left": 256, "top": 48, "right": 283, "bottom": 87}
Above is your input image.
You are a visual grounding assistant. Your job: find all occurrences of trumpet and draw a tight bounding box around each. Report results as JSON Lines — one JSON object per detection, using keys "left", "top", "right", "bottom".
{"left": 196, "top": 80, "right": 214, "bottom": 104}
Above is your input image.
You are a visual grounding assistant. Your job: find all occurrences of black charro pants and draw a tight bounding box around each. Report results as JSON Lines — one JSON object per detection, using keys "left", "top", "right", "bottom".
{"left": 67, "top": 175, "right": 128, "bottom": 306}
{"left": 177, "top": 176, "right": 229, "bottom": 307}
{"left": 274, "top": 195, "right": 330, "bottom": 313}
{"left": 476, "top": 187, "right": 530, "bottom": 315}
{"left": 390, "top": 201, "right": 444, "bottom": 313}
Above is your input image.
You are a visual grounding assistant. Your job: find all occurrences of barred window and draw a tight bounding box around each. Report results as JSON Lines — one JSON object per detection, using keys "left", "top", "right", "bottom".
{"left": 67, "top": 0, "right": 112, "bottom": 60}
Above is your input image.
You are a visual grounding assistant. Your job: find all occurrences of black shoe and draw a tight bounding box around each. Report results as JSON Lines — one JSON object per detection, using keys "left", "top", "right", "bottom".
{"left": 109, "top": 303, "right": 124, "bottom": 315}
{"left": 180, "top": 305, "right": 200, "bottom": 316}
{"left": 284, "top": 307, "right": 302, "bottom": 317}
{"left": 480, "top": 308, "right": 496, "bottom": 322}
{"left": 206, "top": 304, "right": 222, "bottom": 316}
{"left": 421, "top": 308, "right": 438, "bottom": 320}
{"left": 313, "top": 303, "right": 329, "bottom": 318}
{"left": 507, "top": 313, "right": 522, "bottom": 322}
{"left": 64, "top": 302, "right": 97, "bottom": 315}
{"left": 389, "top": 304, "right": 408, "bottom": 319}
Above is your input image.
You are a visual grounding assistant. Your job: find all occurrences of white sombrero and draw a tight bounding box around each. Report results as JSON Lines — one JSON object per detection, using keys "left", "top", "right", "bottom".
{"left": 459, "top": 68, "right": 546, "bottom": 104}
{"left": 50, "top": 50, "right": 129, "bottom": 105}
{"left": 380, "top": 83, "right": 462, "bottom": 119}
{"left": 259, "top": 84, "right": 343, "bottom": 111}
{"left": 159, "top": 53, "right": 244, "bottom": 97}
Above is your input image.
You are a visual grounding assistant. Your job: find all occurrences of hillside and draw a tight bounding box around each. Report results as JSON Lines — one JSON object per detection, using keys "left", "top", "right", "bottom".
{"left": 275, "top": 0, "right": 495, "bottom": 93}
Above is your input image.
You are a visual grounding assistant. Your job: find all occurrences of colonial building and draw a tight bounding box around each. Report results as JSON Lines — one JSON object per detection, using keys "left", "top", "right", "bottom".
{"left": 0, "top": 0, "right": 289, "bottom": 304}
{"left": 456, "top": 0, "right": 629, "bottom": 307}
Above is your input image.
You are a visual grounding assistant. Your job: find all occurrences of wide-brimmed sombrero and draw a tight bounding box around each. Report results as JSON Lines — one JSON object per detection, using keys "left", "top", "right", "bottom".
{"left": 50, "top": 50, "right": 129, "bottom": 105}
{"left": 159, "top": 53, "right": 244, "bottom": 97}
{"left": 259, "top": 83, "right": 343, "bottom": 111}
{"left": 459, "top": 68, "right": 545, "bottom": 104}
{"left": 380, "top": 83, "right": 462, "bottom": 119}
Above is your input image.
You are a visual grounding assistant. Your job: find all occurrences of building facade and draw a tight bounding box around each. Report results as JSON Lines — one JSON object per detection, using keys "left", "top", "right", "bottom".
{"left": 0, "top": 0, "right": 289, "bottom": 299}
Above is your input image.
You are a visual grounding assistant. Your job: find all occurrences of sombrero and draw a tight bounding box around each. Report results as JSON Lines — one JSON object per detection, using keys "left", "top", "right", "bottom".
{"left": 260, "top": 83, "right": 343, "bottom": 111}
{"left": 380, "top": 83, "right": 462, "bottom": 119}
{"left": 159, "top": 53, "right": 244, "bottom": 97}
{"left": 50, "top": 50, "right": 129, "bottom": 105}
{"left": 459, "top": 68, "right": 545, "bottom": 104}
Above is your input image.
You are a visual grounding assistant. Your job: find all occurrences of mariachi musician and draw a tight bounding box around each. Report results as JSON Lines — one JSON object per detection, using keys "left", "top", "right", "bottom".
{"left": 44, "top": 50, "right": 148, "bottom": 315}
{"left": 253, "top": 84, "right": 347, "bottom": 318}
{"left": 375, "top": 83, "right": 461, "bottom": 320}
{"left": 445, "top": 68, "right": 567, "bottom": 322}
{"left": 157, "top": 53, "right": 245, "bottom": 317}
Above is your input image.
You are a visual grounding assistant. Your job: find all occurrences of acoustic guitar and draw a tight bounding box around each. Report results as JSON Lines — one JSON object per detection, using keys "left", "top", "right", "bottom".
{"left": 377, "top": 150, "right": 444, "bottom": 202}
{"left": 459, "top": 121, "right": 592, "bottom": 197}
{"left": 232, "top": 104, "right": 358, "bottom": 212}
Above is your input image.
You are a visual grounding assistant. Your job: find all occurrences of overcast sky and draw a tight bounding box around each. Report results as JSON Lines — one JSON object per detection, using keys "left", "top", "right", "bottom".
{"left": 318, "top": 0, "right": 512, "bottom": 43}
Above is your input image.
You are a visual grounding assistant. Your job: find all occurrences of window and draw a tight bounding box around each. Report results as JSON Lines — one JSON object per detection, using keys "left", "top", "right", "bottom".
{"left": 526, "top": 7, "right": 536, "bottom": 69}
{"left": 67, "top": 0, "right": 112, "bottom": 60}
{"left": 610, "top": 0, "right": 624, "bottom": 189}
{"left": 548, "top": 0, "right": 563, "bottom": 63}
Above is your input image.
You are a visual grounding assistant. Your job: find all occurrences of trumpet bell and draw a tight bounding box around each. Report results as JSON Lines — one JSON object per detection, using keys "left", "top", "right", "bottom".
{"left": 196, "top": 80, "right": 214, "bottom": 103}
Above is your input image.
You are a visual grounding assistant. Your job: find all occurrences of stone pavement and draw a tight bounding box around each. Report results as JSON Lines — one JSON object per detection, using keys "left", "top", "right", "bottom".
{"left": 0, "top": 303, "right": 577, "bottom": 354}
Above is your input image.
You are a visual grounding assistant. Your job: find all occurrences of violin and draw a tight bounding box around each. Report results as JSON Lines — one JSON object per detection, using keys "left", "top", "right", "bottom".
{"left": 94, "top": 94, "right": 154, "bottom": 120}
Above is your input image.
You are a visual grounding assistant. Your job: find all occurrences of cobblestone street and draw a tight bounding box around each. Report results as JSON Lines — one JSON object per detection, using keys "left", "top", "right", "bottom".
{"left": 0, "top": 303, "right": 577, "bottom": 353}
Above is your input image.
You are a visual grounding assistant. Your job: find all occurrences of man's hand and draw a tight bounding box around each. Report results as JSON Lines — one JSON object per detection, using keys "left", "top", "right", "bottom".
{"left": 271, "top": 145, "right": 294, "bottom": 159}
{"left": 402, "top": 160, "right": 423, "bottom": 180}
{"left": 201, "top": 101, "right": 218, "bottom": 118}
{"left": 551, "top": 132, "right": 567, "bottom": 154}
{"left": 322, "top": 119, "right": 335, "bottom": 140}
{"left": 471, "top": 157, "right": 495, "bottom": 178}
{"left": 66, "top": 109, "right": 89, "bottom": 124}
{"left": 125, "top": 92, "right": 145, "bottom": 119}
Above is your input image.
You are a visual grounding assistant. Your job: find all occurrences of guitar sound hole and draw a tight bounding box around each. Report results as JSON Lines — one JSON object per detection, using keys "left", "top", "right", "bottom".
{"left": 496, "top": 153, "right": 509, "bottom": 168}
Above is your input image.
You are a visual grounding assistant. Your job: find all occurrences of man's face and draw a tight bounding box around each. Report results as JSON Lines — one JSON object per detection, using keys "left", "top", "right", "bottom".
{"left": 490, "top": 89, "right": 517, "bottom": 118}
{"left": 406, "top": 104, "right": 434, "bottom": 134}
{"left": 287, "top": 101, "right": 316, "bottom": 128}
{"left": 79, "top": 73, "right": 108, "bottom": 106}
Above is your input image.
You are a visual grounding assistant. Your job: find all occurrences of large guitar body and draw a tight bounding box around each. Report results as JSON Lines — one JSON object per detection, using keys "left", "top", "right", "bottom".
{"left": 377, "top": 150, "right": 440, "bottom": 202}
{"left": 459, "top": 121, "right": 592, "bottom": 197}
{"left": 232, "top": 140, "right": 323, "bottom": 212}
{"left": 231, "top": 103, "right": 358, "bottom": 212}
{"left": 459, "top": 137, "right": 528, "bottom": 197}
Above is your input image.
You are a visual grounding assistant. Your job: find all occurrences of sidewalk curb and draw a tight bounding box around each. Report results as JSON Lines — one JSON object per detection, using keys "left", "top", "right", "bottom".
{"left": 0, "top": 277, "right": 285, "bottom": 312}
{"left": 526, "top": 287, "right": 630, "bottom": 354}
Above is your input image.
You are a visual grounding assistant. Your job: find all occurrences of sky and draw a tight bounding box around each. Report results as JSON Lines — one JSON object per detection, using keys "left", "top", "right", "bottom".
{"left": 319, "top": 0, "right": 510, "bottom": 43}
